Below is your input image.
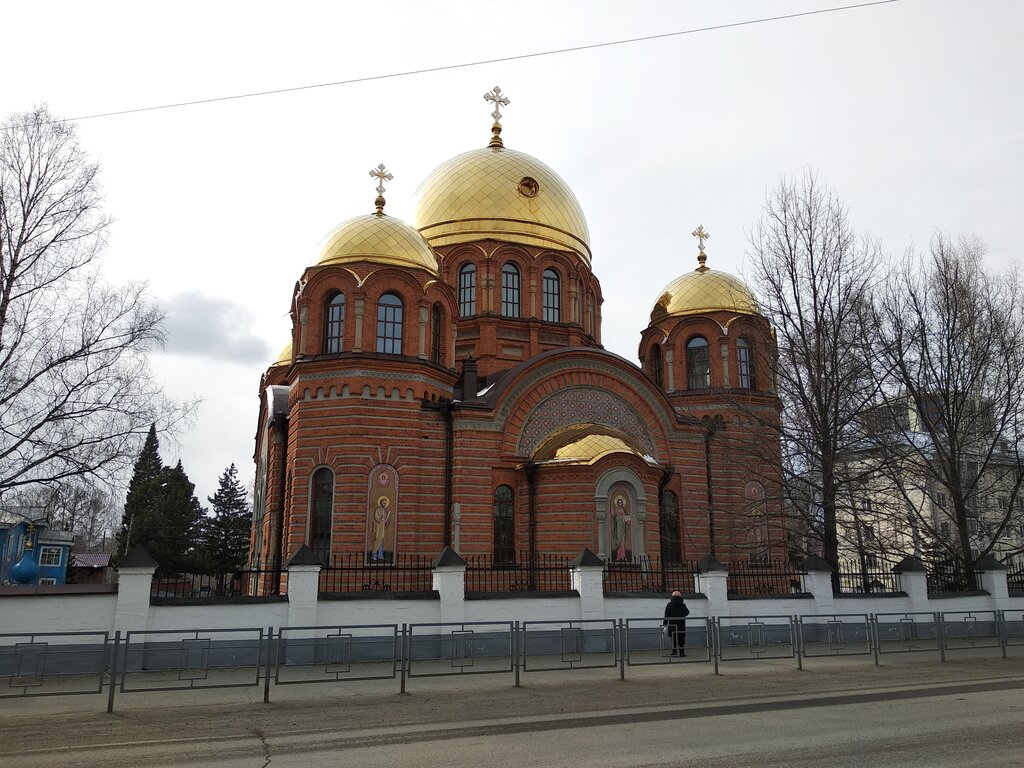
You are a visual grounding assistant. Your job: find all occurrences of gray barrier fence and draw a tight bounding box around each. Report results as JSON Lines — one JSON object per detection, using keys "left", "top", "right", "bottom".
{"left": 4, "top": 611, "right": 1023, "bottom": 712}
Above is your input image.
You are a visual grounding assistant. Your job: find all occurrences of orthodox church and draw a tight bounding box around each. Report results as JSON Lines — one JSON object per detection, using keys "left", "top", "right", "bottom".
{"left": 249, "top": 88, "right": 783, "bottom": 572}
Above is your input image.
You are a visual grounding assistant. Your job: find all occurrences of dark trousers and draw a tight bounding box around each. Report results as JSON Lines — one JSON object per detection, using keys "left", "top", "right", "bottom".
{"left": 668, "top": 623, "right": 686, "bottom": 653}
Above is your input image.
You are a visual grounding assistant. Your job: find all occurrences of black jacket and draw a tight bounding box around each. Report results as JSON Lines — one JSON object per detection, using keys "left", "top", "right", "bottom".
{"left": 664, "top": 595, "right": 690, "bottom": 625}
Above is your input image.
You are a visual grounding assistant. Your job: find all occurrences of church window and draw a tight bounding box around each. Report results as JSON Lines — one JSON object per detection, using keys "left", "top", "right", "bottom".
{"left": 431, "top": 303, "right": 443, "bottom": 364}
{"left": 493, "top": 485, "right": 515, "bottom": 564}
{"left": 658, "top": 489, "right": 680, "bottom": 564}
{"left": 376, "top": 293, "right": 403, "bottom": 354}
{"left": 737, "top": 337, "right": 754, "bottom": 389}
{"left": 650, "top": 344, "right": 664, "bottom": 387}
{"left": 686, "top": 336, "right": 710, "bottom": 390}
{"left": 542, "top": 268, "right": 561, "bottom": 322}
{"left": 309, "top": 467, "right": 334, "bottom": 564}
{"left": 458, "top": 263, "right": 476, "bottom": 317}
{"left": 324, "top": 293, "right": 345, "bottom": 353}
{"left": 501, "top": 263, "right": 520, "bottom": 318}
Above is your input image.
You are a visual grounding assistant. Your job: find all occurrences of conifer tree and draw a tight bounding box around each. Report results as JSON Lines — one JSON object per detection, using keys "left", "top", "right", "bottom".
{"left": 199, "top": 464, "right": 251, "bottom": 572}
{"left": 116, "top": 424, "right": 162, "bottom": 559}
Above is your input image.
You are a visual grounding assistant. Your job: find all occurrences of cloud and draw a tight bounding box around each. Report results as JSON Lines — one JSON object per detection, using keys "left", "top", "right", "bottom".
{"left": 161, "top": 292, "right": 271, "bottom": 364}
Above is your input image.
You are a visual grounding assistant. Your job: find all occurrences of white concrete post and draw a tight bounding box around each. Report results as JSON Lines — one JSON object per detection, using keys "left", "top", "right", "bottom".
{"left": 977, "top": 556, "right": 1010, "bottom": 611}
{"left": 800, "top": 555, "right": 836, "bottom": 614}
{"left": 696, "top": 556, "right": 730, "bottom": 618}
{"left": 432, "top": 547, "right": 467, "bottom": 625}
{"left": 894, "top": 557, "right": 929, "bottom": 612}
{"left": 570, "top": 549, "right": 606, "bottom": 620}
{"left": 286, "top": 565, "right": 321, "bottom": 628}
{"left": 113, "top": 547, "right": 157, "bottom": 634}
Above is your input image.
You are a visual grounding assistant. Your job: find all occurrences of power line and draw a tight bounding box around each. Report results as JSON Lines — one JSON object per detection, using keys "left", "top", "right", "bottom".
{"left": 60, "top": 1, "right": 900, "bottom": 124}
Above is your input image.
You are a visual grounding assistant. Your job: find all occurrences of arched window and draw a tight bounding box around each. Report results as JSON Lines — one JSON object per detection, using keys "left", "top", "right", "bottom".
{"left": 309, "top": 467, "right": 334, "bottom": 564}
{"left": 659, "top": 490, "right": 680, "bottom": 564}
{"left": 324, "top": 293, "right": 345, "bottom": 353}
{"left": 737, "top": 337, "right": 755, "bottom": 389}
{"left": 458, "top": 263, "right": 476, "bottom": 317}
{"left": 431, "top": 303, "right": 443, "bottom": 364}
{"left": 501, "top": 263, "right": 520, "bottom": 318}
{"left": 493, "top": 485, "right": 515, "bottom": 564}
{"left": 686, "top": 336, "right": 710, "bottom": 390}
{"left": 376, "top": 293, "right": 403, "bottom": 354}
{"left": 542, "top": 268, "right": 560, "bottom": 322}
{"left": 650, "top": 344, "right": 664, "bottom": 387}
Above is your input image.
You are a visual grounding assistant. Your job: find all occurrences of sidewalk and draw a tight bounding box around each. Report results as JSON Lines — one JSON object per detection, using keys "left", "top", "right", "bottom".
{"left": 3, "top": 652, "right": 1024, "bottom": 756}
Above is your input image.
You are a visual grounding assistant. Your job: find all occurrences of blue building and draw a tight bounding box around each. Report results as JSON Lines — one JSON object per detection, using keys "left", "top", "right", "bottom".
{"left": 0, "top": 508, "right": 73, "bottom": 585}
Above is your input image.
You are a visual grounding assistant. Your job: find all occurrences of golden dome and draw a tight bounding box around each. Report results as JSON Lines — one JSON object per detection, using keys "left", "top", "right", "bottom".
{"left": 270, "top": 341, "right": 292, "bottom": 367}
{"left": 413, "top": 146, "right": 591, "bottom": 263}
{"left": 316, "top": 213, "right": 439, "bottom": 274}
{"left": 652, "top": 262, "right": 760, "bottom": 320}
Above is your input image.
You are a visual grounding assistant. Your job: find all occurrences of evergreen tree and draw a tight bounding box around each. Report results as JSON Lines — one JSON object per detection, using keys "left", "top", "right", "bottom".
{"left": 139, "top": 461, "right": 204, "bottom": 573}
{"left": 199, "top": 464, "right": 251, "bottom": 572}
{"left": 116, "top": 424, "right": 162, "bottom": 559}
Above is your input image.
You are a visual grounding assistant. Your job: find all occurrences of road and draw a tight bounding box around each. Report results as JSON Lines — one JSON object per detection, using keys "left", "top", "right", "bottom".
{"left": 4, "top": 658, "right": 1024, "bottom": 767}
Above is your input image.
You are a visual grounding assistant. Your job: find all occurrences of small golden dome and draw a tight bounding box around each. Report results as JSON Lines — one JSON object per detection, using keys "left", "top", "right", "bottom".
{"left": 652, "top": 266, "right": 759, "bottom": 320}
{"left": 413, "top": 146, "right": 591, "bottom": 263}
{"left": 271, "top": 341, "right": 292, "bottom": 367}
{"left": 317, "top": 213, "right": 439, "bottom": 274}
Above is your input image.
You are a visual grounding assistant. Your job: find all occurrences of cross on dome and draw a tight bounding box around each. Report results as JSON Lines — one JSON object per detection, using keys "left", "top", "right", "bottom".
{"left": 692, "top": 224, "right": 710, "bottom": 272}
{"left": 369, "top": 163, "right": 393, "bottom": 215}
{"left": 484, "top": 86, "right": 510, "bottom": 148}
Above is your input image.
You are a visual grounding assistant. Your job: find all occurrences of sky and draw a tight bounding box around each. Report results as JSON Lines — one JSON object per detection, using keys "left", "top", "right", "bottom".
{"left": 3, "top": 0, "right": 1021, "bottom": 506}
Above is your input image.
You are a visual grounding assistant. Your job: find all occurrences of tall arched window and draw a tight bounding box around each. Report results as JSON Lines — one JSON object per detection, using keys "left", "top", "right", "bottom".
{"left": 376, "top": 293, "right": 403, "bottom": 354}
{"left": 309, "top": 467, "right": 334, "bottom": 564}
{"left": 324, "top": 293, "right": 345, "bottom": 353}
{"left": 737, "top": 337, "right": 754, "bottom": 389}
{"left": 458, "top": 263, "right": 476, "bottom": 317}
{"left": 650, "top": 344, "right": 664, "bottom": 387}
{"left": 659, "top": 490, "right": 680, "bottom": 564}
{"left": 542, "top": 268, "right": 561, "bottom": 322}
{"left": 431, "top": 303, "right": 443, "bottom": 364}
{"left": 686, "top": 336, "right": 710, "bottom": 390}
{"left": 493, "top": 485, "right": 515, "bottom": 564}
{"left": 501, "top": 263, "right": 520, "bottom": 318}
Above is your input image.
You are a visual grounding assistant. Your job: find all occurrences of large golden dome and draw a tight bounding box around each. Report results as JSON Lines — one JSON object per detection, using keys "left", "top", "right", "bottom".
{"left": 270, "top": 341, "right": 292, "bottom": 367}
{"left": 652, "top": 260, "right": 760, "bottom": 319}
{"left": 316, "top": 213, "right": 439, "bottom": 275}
{"left": 413, "top": 145, "right": 591, "bottom": 263}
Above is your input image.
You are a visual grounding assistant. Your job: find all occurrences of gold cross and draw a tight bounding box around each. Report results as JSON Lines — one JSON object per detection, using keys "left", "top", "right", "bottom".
{"left": 692, "top": 224, "right": 710, "bottom": 254}
{"left": 369, "top": 163, "right": 393, "bottom": 195}
{"left": 484, "top": 86, "right": 510, "bottom": 122}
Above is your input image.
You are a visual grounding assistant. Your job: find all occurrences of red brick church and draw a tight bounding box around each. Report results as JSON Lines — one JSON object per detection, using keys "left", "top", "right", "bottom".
{"left": 249, "top": 88, "right": 783, "bottom": 572}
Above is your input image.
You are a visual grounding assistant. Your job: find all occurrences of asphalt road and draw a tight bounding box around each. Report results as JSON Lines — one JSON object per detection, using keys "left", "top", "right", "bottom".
{"left": 5, "top": 657, "right": 1024, "bottom": 767}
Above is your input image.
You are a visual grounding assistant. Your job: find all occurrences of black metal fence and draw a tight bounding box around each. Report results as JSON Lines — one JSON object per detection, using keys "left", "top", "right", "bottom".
{"left": 726, "top": 561, "right": 805, "bottom": 597}
{"left": 151, "top": 567, "right": 287, "bottom": 599}
{"left": 318, "top": 553, "right": 434, "bottom": 594}
{"left": 925, "top": 562, "right": 982, "bottom": 594}
{"left": 603, "top": 556, "right": 700, "bottom": 594}
{"left": 1007, "top": 563, "right": 1024, "bottom": 596}
{"left": 835, "top": 561, "right": 902, "bottom": 594}
{"left": 465, "top": 553, "right": 572, "bottom": 593}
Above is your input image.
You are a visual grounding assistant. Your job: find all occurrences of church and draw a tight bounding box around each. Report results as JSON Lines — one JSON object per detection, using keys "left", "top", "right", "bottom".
{"left": 249, "top": 88, "right": 783, "bottom": 574}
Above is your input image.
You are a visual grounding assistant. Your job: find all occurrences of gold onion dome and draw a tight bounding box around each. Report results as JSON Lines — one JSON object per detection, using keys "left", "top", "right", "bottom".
{"left": 316, "top": 213, "right": 439, "bottom": 275}
{"left": 652, "top": 235, "right": 759, "bottom": 319}
{"left": 412, "top": 147, "right": 592, "bottom": 263}
{"left": 270, "top": 341, "right": 292, "bottom": 367}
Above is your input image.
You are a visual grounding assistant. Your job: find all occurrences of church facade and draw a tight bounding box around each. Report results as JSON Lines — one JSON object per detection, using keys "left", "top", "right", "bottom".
{"left": 249, "top": 89, "right": 784, "bottom": 573}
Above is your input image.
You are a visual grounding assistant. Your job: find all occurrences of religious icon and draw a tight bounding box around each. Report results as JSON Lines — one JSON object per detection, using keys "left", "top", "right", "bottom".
{"left": 366, "top": 464, "right": 398, "bottom": 564}
{"left": 610, "top": 491, "right": 632, "bottom": 563}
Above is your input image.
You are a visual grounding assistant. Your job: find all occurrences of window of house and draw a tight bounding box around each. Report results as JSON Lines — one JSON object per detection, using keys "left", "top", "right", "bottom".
{"left": 431, "top": 304, "right": 443, "bottom": 364}
{"left": 324, "top": 293, "right": 345, "bottom": 353}
{"left": 376, "top": 293, "right": 403, "bottom": 354}
{"left": 737, "top": 337, "right": 754, "bottom": 389}
{"left": 501, "top": 263, "right": 520, "bottom": 318}
{"left": 686, "top": 336, "right": 710, "bottom": 390}
{"left": 309, "top": 468, "right": 334, "bottom": 564}
{"left": 38, "top": 546, "right": 62, "bottom": 567}
{"left": 493, "top": 485, "right": 514, "bottom": 564}
{"left": 650, "top": 345, "right": 663, "bottom": 387}
{"left": 458, "top": 263, "right": 476, "bottom": 317}
{"left": 542, "top": 268, "right": 560, "bottom": 322}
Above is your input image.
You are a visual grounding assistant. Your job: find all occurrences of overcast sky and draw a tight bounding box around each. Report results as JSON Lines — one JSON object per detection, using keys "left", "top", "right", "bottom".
{"left": 3, "top": 0, "right": 1021, "bottom": 505}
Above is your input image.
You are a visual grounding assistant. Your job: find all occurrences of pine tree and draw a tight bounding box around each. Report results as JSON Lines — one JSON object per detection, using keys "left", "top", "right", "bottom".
{"left": 116, "top": 424, "right": 162, "bottom": 559}
{"left": 200, "top": 464, "right": 251, "bottom": 572}
{"left": 141, "top": 461, "right": 204, "bottom": 573}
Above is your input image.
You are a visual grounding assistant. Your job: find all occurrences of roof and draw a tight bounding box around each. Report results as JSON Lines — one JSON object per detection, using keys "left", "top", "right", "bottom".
{"left": 70, "top": 552, "right": 112, "bottom": 568}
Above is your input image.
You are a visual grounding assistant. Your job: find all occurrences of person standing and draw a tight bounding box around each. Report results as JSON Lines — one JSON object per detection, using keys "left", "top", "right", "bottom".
{"left": 664, "top": 590, "right": 690, "bottom": 656}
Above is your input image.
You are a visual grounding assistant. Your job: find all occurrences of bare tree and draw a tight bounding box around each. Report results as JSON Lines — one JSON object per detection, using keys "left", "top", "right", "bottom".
{"left": 0, "top": 105, "right": 187, "bottom": 498}
{"left": 873, "top": 235, "right": 1024, "bottom": 588}
{"left": 7, "top": 478, "right": 119, "bottom": 550}
{"left": 745, "top": 172, "right": 881, "bottom": 583}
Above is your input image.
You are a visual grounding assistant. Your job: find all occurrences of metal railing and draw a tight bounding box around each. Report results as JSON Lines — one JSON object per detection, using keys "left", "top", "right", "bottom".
{"left": 150, "top": 567, "right": 286, "bottom": 599}
{"left": 925, "top": 562, "right": 983, "bottom": 594}
{"left": 726, "top": 561, "right": 805, "bottom": 596}
{"left": 602, "top": 556, "right": 700, "bottom": 594}
{"left": 835, "top": 561, "right": 902, "bottom": 594}
{"left": 1007, "top": 564, "right": 1024, "bottom": 596}
{"left": 318, "top": 553, "right": 434, "bottom": 594}
{"left": 464, "top": 552, "right": 573, "bottom": 592}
